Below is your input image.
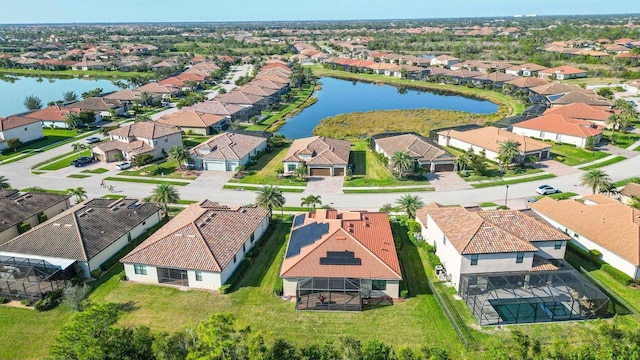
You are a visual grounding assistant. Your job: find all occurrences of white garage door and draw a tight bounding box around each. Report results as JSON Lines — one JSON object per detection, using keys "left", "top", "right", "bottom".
{"left": 204, "top": 160, "right": 226, "bottom": 171}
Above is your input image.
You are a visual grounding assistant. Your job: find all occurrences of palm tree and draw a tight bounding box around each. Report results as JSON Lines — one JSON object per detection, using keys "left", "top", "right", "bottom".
{"left": 454, "top": 152, "right": 471, "bottom": 172}
{"left": 605, "top": 114, "right": 626, "bottom": 145}
{"left": 301, "top": 195, "right": 322, "bottom": 211}
{"left": 148, "top": 184, "right": 180, "bottom": 217}
{"left": 66, "top": 187, "right": 87, "bottom": 202}
{"left": 395, "top": 194, "right": 425, "bottom": 219}
{"left": 140, "top": 91, "right": 153, "bottom": 107}
{"left": 23, "top": 186, "right": 45, "bottom": 193}
{"left": 390, "top": 150, "right": 414, "bottom": 178}
{"left": 293, "top": 165, "right": 307, "bottom": 181}
{"left": 498, "top": 139, "right": 521, "bottom": 171}
{"left": 598, "top": 180, "right": 619, "bottom": 197}
{"left": 0, "top": 175, "right": 10, "bottom": 189}
{"left": 71, "top": 142, "right": 86, "bottom": 153}
{"left": 580, "top": 169, "right": 612, "bottom": 194}
{"left": 256, "top": 185, "right": 285, "bottom": 218}
{"left": 168, "top": 145, "right": 190, "bottom": 171}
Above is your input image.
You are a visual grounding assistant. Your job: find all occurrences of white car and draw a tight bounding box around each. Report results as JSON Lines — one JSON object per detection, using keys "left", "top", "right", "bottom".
{"left": 536, "top": 185, "right": 560, "bottom": 195}
{"left": 85, "top": 136, "right": 101, "bottom": 144}
{"left": 115, "top": 161, "right": 131, "bottom": 170}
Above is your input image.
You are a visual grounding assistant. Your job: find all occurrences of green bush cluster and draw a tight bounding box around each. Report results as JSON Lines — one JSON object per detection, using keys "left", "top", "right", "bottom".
{"left": 0, "top": 296, "right": 7, "bottom": 304}
{"left": 568, "top": 242, "right": 634, "bottom": 286}
{"left": 601, "top": 264, "right": 634, "bottom": 286}
{"left": 90, "top": 269, "right": 103, "bottom": 279}
{"left": 218, "top": 284, "right": 231, "bottom": 294}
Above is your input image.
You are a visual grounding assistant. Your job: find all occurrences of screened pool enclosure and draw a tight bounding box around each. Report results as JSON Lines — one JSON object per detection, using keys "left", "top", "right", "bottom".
{"left": 0, "top": 255, "right": 67, "bottom": 301}
{"left": 459, "top": 269, "right": 609, "bottom": 326}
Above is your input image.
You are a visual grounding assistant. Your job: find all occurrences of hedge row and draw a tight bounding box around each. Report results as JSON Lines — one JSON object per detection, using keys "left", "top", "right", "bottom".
{"left": 601, "top": 264, "right": 634, "bottom": 286}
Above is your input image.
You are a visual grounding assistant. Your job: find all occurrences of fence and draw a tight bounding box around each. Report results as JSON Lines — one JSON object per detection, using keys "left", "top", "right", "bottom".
{"left": 425, "top": 276, "right": 477, "bottom": 351}
{"left": 579, "top": 266, "right": 640, "bottom": 317}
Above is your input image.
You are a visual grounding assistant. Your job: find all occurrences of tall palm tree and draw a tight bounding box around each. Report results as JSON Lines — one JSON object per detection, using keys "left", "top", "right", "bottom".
{"left": 605, "top": 114, "right": 626, "bottom": 144}
{"left": 71, "top": 142, "right": 86, "bottom": 153}
{"left": 301, "top": 195, "right": 322, "bottom": 211}
{"left": 256, "top": 185, "right": 285, "bottom": 218}
{"left": 293, "top": 165, "right": 307, "bottom": 180}
{"left": 580, "top": 169, "right": 612, "bottom": 194}
{"left": 498, "top": 139, "right": 521, "bottom": 171}
{"left": 0, "top": 175, "right": 10, "bottom": 189}
{"left": 454, "top": 152, "right": 471, "bottom": 172}
{"left": 66, "top": 187, "right": 87, "bottom": 202}
{"left": 395, "top": 194, "right": 425, "bottom": 219}
{"left": 390, "top": 150, "right": 414, "bottom": 178}
{"left": 149, "top": 184, "right": 180, "bottom": 217}
{"left": 168, "top": 145, "right": 190, "bottom": 171}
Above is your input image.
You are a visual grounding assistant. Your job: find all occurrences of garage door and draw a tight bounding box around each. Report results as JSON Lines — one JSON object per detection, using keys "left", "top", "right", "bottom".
{"left": 309, "top": 168, "right": 331, "bottom": 176}
{"left": 334, "top": 168, "right": 345, "bottom": 176}
{"left": 434, "top": 163, "right": 454, "bottom": 172}
{"left": 204, "top": 160, "right": 226, "bottom": 171}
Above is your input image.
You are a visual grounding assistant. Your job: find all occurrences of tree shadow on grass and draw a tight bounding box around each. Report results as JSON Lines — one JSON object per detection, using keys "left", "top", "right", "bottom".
{"left": 392, "top": 222, "right": 432, "bottom": 297}
{"left": 349, "top": 150, "right": 367, "bottom": 176}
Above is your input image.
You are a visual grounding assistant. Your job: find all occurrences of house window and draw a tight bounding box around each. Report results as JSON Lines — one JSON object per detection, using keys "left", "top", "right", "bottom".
{"left": 470, "top": 254, "right": 478, "bottom": 266}
{"left": 242, "top": 244, "right": 246, "bottom": 253}
{"left": 142, "top": 221, "right": 146, "bottom": 226}
{"left": 372, "top": 280, "right": 387, "bottom": 291}
{"left": 164, "top": 137, "right": 168, "bottom": 143}
{"left": 195, "top": 271, "right": 202, "bottom": 281}
{"left": 153, "top": 139, "right": 158, "bottom": 145}
{"left": 516, "top": 252, "right": 524, "bottom": 263}
{"left": 250, "top": 233, "right": 255, "bottom": 243}
{"left": 287, "top": 164, "right": 297, "bottom": 172}
{"left": 24, "top": 127, "right": 28, "bottom": 131}
{"left": 127, "top": 232, "right": 132, "bottom": 242}
{"left": 233, "top": 255, "right": 237, "bottom": 264}
{"left": 442, "top": 235, "right": 446, "bottom": 245}
{"left": 134, "top": 264, "right": 147, "bottom": 275}
{"left": 554, "top": 241, "right": 563, "bottom": 250}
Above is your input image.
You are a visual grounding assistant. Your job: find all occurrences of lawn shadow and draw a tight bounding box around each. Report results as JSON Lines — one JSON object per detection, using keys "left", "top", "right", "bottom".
{"left": 349, "top": 150, "right": 367, "bottom": 176}
{"left": 114, "top": 300, "right": 139, "bottom": 313}
{"left": 392, "top": 222, "right": 432, "bottom": 297}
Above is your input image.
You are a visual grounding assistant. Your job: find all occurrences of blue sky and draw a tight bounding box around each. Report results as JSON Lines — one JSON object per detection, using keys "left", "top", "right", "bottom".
{"left": 0, "top": 0, "right": 638, "bottom": 24}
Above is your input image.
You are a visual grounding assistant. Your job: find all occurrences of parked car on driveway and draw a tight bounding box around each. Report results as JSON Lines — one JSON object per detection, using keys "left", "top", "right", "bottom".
{"left": 115, "top": 161, "right": 131, "bottom": 170}
{"left": 85, "top": 136, "right": 101, "bottom": 144}
{"left": 536, "top": 185, "right": 560, "bottom": 195}
{"left": 71, "top": 156, "right": 94, "bottom": 167}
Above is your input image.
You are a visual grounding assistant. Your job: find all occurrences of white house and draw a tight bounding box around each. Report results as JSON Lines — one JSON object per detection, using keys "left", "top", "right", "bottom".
{"left": 530, "top": 195, "right": 640, "bottom": 279}
{"left": 512, "top": 114, "right": 604, "bottom": 148}
{"left": 0, "top": 198, "right": 161, "bottom": 278}
{"left": 0, "top": 116, "right": 44, "bottom": 151}
{"left": 416, "top": 204, "right": 570, "bottom": 291}
{"left": 121, "top": 200, "right": 270, "bottom": 291}
{"left": 430, "top": 55, "right": 461, "bottom": 67}
{"left": 92, "top": 121, "right": 183, "bottom": 162}
{"left": 189, "top": 131, "right": 269, "bottom": 171}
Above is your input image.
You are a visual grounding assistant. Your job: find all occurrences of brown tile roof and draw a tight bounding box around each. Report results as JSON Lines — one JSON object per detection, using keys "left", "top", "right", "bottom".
{"left": 284, "top": 136, "right": 350, "bottom": 166}
{"left": 530, "top": 255, "right": 560, "bottom": 272}
{"left": 103, "top": 89, "right": 140, "bottom": 101}
{"left": 157, "top": 109, "right": 226, "bottom": 129}
{"left": 529, "top": 83, "right": 594, "bottom": 96}
{"left": 0, "top": 198, "right": 159, "bottom": 261}
{"left": 539, "top": 65, "right": 588, "bottom": 76}
{"left": 0, "top": 192, "right": 70, "bottom": 235}
{"left": 121, "top": 201, "right": 269, "bottom": 272}
{"left": 0, "top": 116, "right": 41, "bottom": 131}
{"left": 109, "top": 121, "right": 181, "bottom": 140}
{"left": 416, "top": 205, "right": 567, "bottom": 255}
{"left": 448, "top": 69, "right": 484, "bottom": 79}
{"left": 239, "top": 84, "right": 279, "bottom": 97}
{"left": 280, "top": 210, "right": 402, "bottom": 280}
{"left": 438, "top": 126, "right": 551, "bottom": 154}
{"left": 135, "top": 82, "right": 180, "bottom": 95}
{"left": 514, "top": 114, "right": 604, "bottom": 138}
{"left": 248, "top": 79, "right": 288, "bottom": 90}
{"left": 530, "top": 195, "right": 640, "bottom": 265}
{"left": 620, "top": 183, "right": 640, "bottom": 198}
{"left": 550, "top": 92, "right": 612, "bottom": 107}
{"left": 472, "top": 72, "right": 518, "bottom": 83}
{"left": 189, "top": 101, "right": 245, "bottom": 116}
{"left": 544, "top": 102, "right": 615, "bottom": 122}
{"left": 374, "top": 133, "right": 454, "bottom": 163}
{"left": 24, "top": 105, "right": 80, "bottom": 122}
{"left": 217, "top": 90, "right": 265, "bottom": 106}
{"left": 69, "top": 97, "right": 116, "bottom": 112}
{"left": 505, "top": 77, "right": 550, "bottom": 88}
{"left": 190, "top": 131, "right": 268, "bottom": 161}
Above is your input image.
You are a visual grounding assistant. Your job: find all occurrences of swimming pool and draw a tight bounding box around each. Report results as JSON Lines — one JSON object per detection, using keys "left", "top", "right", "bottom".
{"left": 490, "top": 298, "right": 573, "bottom": 324}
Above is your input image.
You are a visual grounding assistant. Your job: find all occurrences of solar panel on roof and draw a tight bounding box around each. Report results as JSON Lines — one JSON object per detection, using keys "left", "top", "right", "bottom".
{"left": 285, "top": 222, "right": 329, "bottom": 259}
{"left": 319, "top": 251, "right": 361, "bottom": 266}
{"left": 293, "top": 213, "right": 306, "bottom": 228}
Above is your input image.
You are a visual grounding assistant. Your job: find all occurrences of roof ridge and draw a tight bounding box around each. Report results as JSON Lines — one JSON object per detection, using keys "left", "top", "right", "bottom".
{"left": 190, "top": 220, "right": 223, "bottom": 272}
{"left": 72, "top": 211, "right": 89, "bottom": 261}
{"left": 122, "top": 221, "right": 197, "bottom": 259}
{"left": 343, "top": 225, "right": 402, "bottom": 278}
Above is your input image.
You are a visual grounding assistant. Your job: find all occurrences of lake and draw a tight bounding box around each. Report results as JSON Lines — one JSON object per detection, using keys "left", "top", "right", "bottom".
{"left": 277, "top": 77, "right": 499, "bottom": 139}
{"left": 0, "top": 75, "right": 119, "bottom": 117}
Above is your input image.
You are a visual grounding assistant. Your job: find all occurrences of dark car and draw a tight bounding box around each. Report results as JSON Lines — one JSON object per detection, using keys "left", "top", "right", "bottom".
{"left": 71, "top": 156, "right": 94, "bottom": 167}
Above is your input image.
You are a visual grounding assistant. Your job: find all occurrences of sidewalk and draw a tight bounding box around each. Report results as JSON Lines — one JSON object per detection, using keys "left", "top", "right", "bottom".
{"left": 571, "top": 139, "right": 640, "bottom": 169}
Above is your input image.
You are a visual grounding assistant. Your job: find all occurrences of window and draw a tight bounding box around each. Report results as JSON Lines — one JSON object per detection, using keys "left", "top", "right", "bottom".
{"left": 134, "top": 264, "right": 147, "bottom": 275}
{"left": 372, "top": 280, "right": 386, "bottom": 291}
{"left": 554, "top": 241, "right": 563, "bottom": 250}
{"left": 442, "top": 235, "right": 446, "bottom": 245}
{"left": 164, "top": 137, "right": 168, "bottom": 143}
{"left": 153, "top": 139, "right": 158, "bottom": 145}
{"left": 127, "top": 232, "right": 132, "bottom": 242}
{"left": 195, "top": 271, "right": 202, "bottom": 281}
{"left": 516, "top": 252, "right": 524, "bottom": 264}
{"left": 24, "top": 127, "right": 28, "bottom": 131}
{"left": 242, "top": 244, "right": 246, "bottom": 253}
{"left": 287, "top": 164, "right": 297, "bottom": 172}
{"left": 233, "top": 255, "right": 237, "bottom": 264}
{"left": 470, "top": 254, "right": 478, "bottom": 266}
{"left": 250, "top": 233, "right": 255, "bottom": 243}
{"left": 142, "top": 221, "right": 146, "bottom": 226}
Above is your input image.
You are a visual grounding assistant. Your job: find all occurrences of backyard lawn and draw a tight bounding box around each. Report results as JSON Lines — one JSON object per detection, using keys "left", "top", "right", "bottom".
{"left": 228, "top": 146, "right": 307, "bottom": 186}
{"left": 118, "top": 159, "right": 197, "bottom": 180}
{"left": 344, "top": 142, "right": 430, "bottom": 187}
{"left": 183, "top": 136, "right": 210, "bottom": 148}
{"left": 550, "top": 144, "right": 608, "bottom": 166}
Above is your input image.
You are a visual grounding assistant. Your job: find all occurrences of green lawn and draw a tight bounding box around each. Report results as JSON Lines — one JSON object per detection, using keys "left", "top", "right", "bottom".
{"left": 0, "top": 68, "right": 154, "bottom": 80}
{"left": 119, "top": 159, "right": 197, "bottom": 180}
{"left": 578, "top": 156, "right": 627, "bottom": 170}
{"left": 42, "top": 128, "right": 79, "bottom": 138}
{"left": 183, "top": 136, "right": 211, "bottom": 148}
{"left": 550, "top": 144, "right": 608, "bottom": 166}
{"left": 471, "top": 174, "right": 556, "bottom": 188}
{"left": 0, "top": 136, "right": 72, "bottom": 160}
{"left": 39, "top": 150, "right": 92, "bottom": 171}
{"left": 81, "top": 167, "right": 109, "bottom": 174}
{"left": 461, "top": 166, "right": 544, "bottom": 182}
{"left": 102, "top": 177, "right": 190, "bottom": 186}
{"left": 228, "top": 146, "right": 307, "bottom": 186}
{"left": 343, "top": 187, "right": 434, "bottom": 193}
{"left": 614, "top": 177, "right": 640, "bottom": 187}
{"left": 67, "top": 174, "right": 91, "bottom": 178}
{"left": 604, "top": 131, "right": 640, "bottom": 149}
{"left": 223, "top": 184, "right": 305, "bottom": 193}
{"left": 534, "top": 192, "right": 579, "bottom": 201}
{"left": 344, "top": 142, "right": 430, "bottom": 187}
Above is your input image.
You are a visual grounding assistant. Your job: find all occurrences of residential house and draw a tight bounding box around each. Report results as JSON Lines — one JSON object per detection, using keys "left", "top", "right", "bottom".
{"left": 529, "top": 83, "right": 594, "bottom": 96}
{"left": 134, "top": 82, "right": 181, "bottom": 100}
{"left": 156, "top": 109, "right": 227, "bottom": 135}
{"left": 281, "top": 210, "right": 402, "bottom": 311}
{"left": 530, "top": 195, "right": 640, "bottom": 279}
{"left": 0, "top": 116, "right": 44, "bottom": 151}
{"left": 624, "top": 80, "right": 640, "bottom": 95}
{"left": 24, "top": 105, "right": 82, "bottom": 129}
{"left": 373, "top": 133, "right": 455, "bottom": 172}
{"left": 92, "top": 121, "right": 182, "bottom": 162}
{"left": 472, "top": 72, "right": 518, "bottom": 88}
{"left": 430, "top": 55, "right": 461, "bottom": 67}
{"left": 512, "top": 114, "right": 604, "bottom": 148}
{"left": 283, "top": 136, "right": 350, "bottom": 176}
{"left": 121, "top": 201, "right": 269, "bottom": 291}
{"left": 543, "top": 103, "right": 616, "bottom": 128}
{"left": 549, "top": 92, "right": 611, "bottom": 107}
{"left": 69, "top": 97, "right": 126, "bottom": 120}
{"left": 416, "top": 204, "right": 571, "bottom": 291}
{"left": 71, "top": 58, "right": 106, "bottom": 71}
{"left": 619, "top": 182, "right": 640, "bottom": 206}
{"left": 538, "top": 66, "right": 588, "bottom": 80}
{"left": 189, "top": 101, "right": 252, "bottom": 123}
{"left": 0, "top": 191, "right": 71, "bottom": 244}
{"left": 0, "top": 198, "right": 161, "bottom": 278}
{"left": 189, "top": 131, "right": 269, "bottom": 171}
{"left": 216, "top": 90, "right": 267, "bottom": 114}
{"left": 505, "top": 63, "right": 548, "bottom": 77}
{"left": 437, "top": 126, "right": 552, "bottom": 162}
{"left": 504, "top": 77, "right": 550, "bottom": 93}
{"left": 103, "top": 89, "right": 142, "bottom": 105}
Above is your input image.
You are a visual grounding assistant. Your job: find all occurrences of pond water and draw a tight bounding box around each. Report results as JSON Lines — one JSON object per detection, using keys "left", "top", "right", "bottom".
{"left": 278, "top": 77, "right": 499, "bottom": 139}
{"left": 0, "top": 75, "right": 119, "bottom": 117}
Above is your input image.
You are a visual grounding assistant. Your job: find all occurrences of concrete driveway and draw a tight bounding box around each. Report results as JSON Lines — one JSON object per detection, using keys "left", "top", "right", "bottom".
{"left": 426, "top": 172, "right": 472, "bottom": 191}
{"left": 304, "top": 176, "right": 344, "bottom": 195}
{"left": 535, "top": 160, "right": 582, "bottom": 176}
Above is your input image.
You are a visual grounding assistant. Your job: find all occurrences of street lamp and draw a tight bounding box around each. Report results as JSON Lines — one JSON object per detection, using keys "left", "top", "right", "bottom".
{"left": 504, "top": 185, "right": 510, "bottom": 208}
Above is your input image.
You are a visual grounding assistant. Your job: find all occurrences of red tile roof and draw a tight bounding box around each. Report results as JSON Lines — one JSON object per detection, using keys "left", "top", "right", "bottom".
{"left": 0, "top": 116, "right": 41, "bottom": 131}
{"left": 24, "top": 105, "right": 80, "bottom": 122}
{"left": 544, "top": 102, "right": 615, "bottom": 122}
{"left": 513, "top": 114, "right": 604, "bottom": 138}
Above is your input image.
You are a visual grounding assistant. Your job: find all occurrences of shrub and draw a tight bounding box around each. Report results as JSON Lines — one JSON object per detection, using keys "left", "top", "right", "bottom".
{"left": 90, "top": 269, "right": 102, "bottom": 278}
{"left": 62, "top": 284, "right": 91, "bottom": 312}
{"left": 406, "top": 219, "right": 421, "bottom": 234}
{"left": 34, "top": 289, "right": 64, "bottom": 311}
{"left": 401, "top": 290, "right": 409, "bottom": 299}
{"left": 0, "top": 296, "right": 6, "bottom": 304}
{"left": 119, "top": 272, "right": 126, "bottom": 281}
{"left": 274, "top": 279, "right": 283, "bottom": 296}
{"left": 589, "top": 249, "right": 602, "bottom": 261}
{"left": 601, "top": 264, "right": 634, "bottom": 286}
{"left": 18, "top": 222, "right": 32, "bottom": 234}
{"left": 218, "top": 284, "right": 231, "bottom": 294}
{"left": 20, "top": 299, "right": 31, "bottom": 306}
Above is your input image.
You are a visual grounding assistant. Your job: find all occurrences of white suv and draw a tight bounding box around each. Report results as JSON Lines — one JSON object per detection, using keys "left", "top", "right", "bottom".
{"left": 115, "top": 161, "right": 131, "bottom": 170}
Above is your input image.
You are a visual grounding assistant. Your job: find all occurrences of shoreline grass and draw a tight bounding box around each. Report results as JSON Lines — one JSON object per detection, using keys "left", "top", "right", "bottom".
{"left": 0, "top": 67, "right": 155, "bottom": 80}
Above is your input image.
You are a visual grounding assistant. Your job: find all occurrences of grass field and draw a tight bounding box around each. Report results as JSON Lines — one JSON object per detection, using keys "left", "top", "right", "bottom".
{"left": 461, "top": 166, "right": 544, "bottom": 182}
{"left": 344, "top": 142, "right": 430, "bottom": 187}
{"left": 223, "top": 184, "right": 305, "bottom": 193}
{"left": 67, "top": 174, "right": 91, "bottom": 178}
{"left": 550, "top": 144, "right": 608, "bottom": 166}
{"left": 119, "top": 159, "right": 197, "bottom": 180}
{"left": 0, "top": 67, "right": 155, "bottom": 80}
{"left": 343, "top": 187, "right": 434, "bottom": 193}
{"left": 471, "top": 174, "right": 556, "bottom": 188}
{"left": 42, "top": 128, "right": 80, "bottom": 138}
{"left": 81, "top": 167, "right": 109, "bottom": 174}
{"left": 102, "top": 177, "right": 190, "bottom": 186}
{"left": 604, "top": 131, "right": 640, "bottom": 149}
{"left": 183, "top": 136, "right": 211, "bottom": 148}
{"left": 228, "top": 147, "right": 307, "bottom": 186}
{"left": 614, "top": 177, "right": 640, "bottom": 187}
{"left": 578, "top": 156, "right": 627, "bottom": 170}
{"left": 40, "top": 149, "right": 92, "bottom": 171}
